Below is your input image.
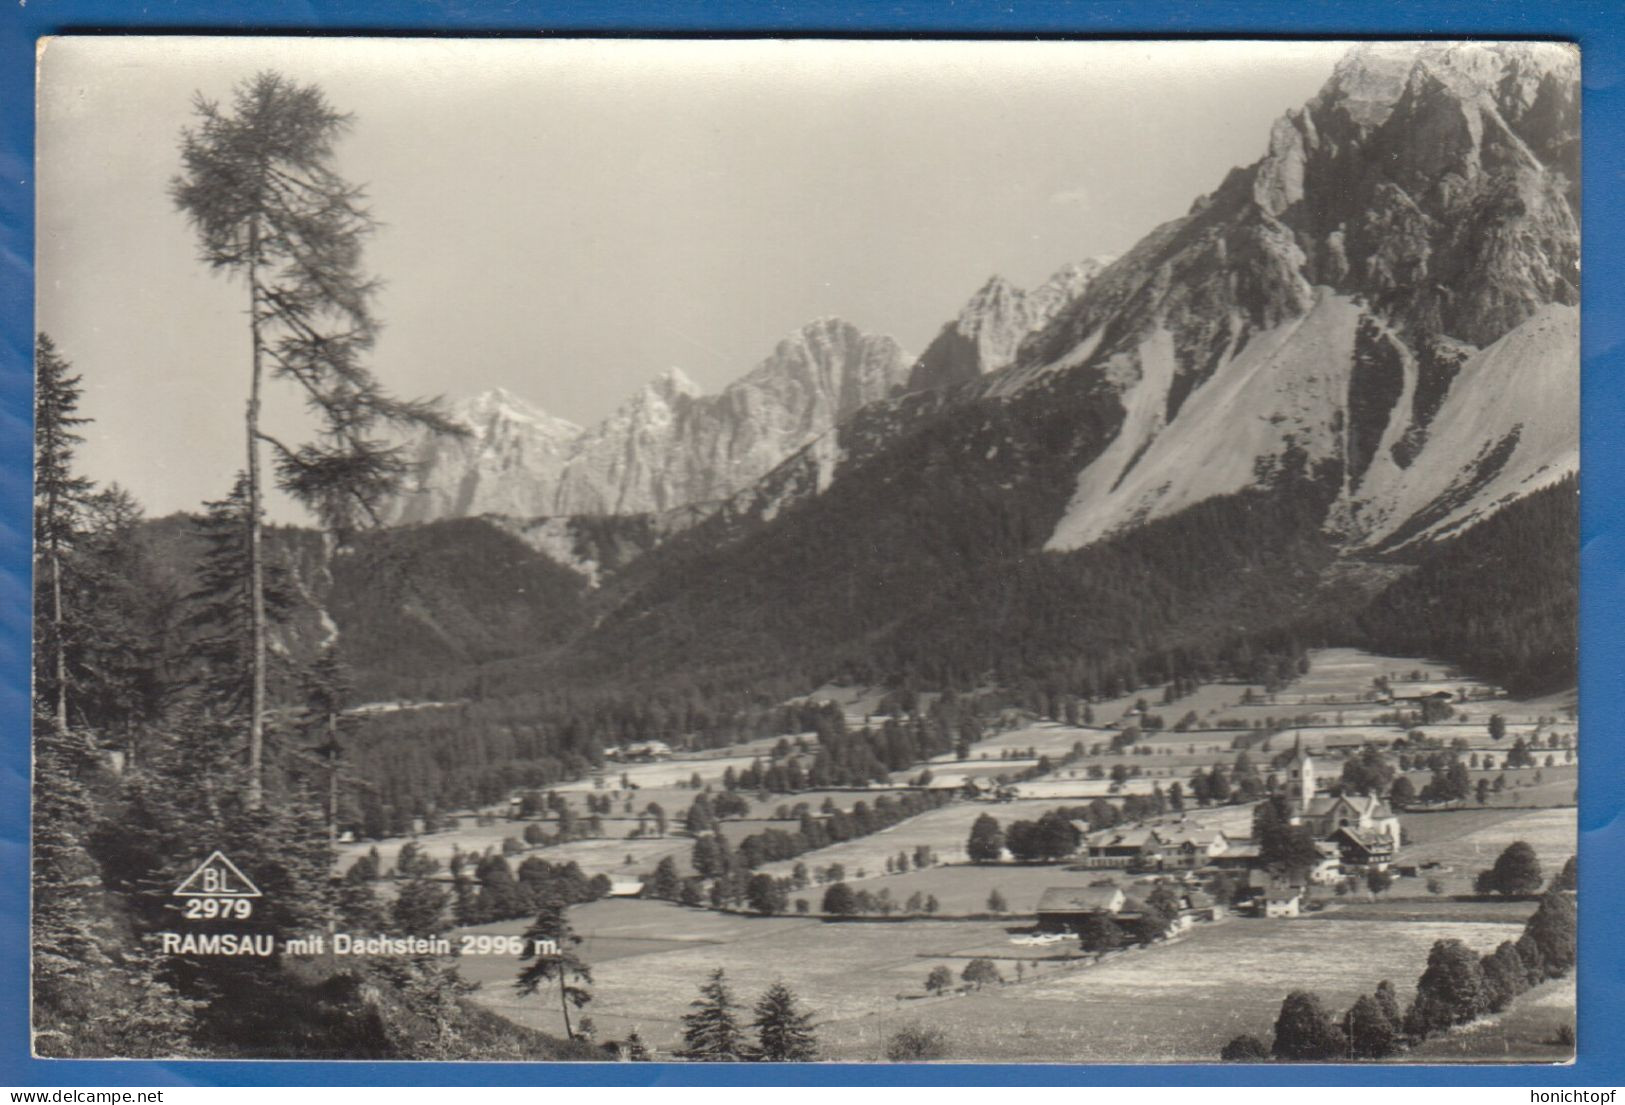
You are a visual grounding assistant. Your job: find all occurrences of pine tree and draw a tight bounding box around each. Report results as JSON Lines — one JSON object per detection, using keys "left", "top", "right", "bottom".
{"left": 299, "top": 644, "right": 361, "bottom": 845}
{"left": 182, "top": 475, "right": 295, "bottom": 722}
{"left": 336, "top": 855, "right": 389, "bottom": 931}
{"left": 33, "top": 333, "right": 94, "bottom": 739}
{"left": 750, "top": 981, "right": 817, "bottom": 1061}
{"left": 1524, "top": 887, "right": 1577, "bottom": 978}
{"left": 649, "top": 856, "right": 681, "bottom": 900}
{"left": 373, "top": 955, "right": 476, "bottom": 1059}
{"left": 516, "top": 896, "right": 592, "bottom": 1039}
{"left": 71, "top": 486, "right": 169, "bottom": 749}
{"left": 31, "top": 723, "right": 105, "bottom": 1002}
{"left": 392, "top": 876, "right": 450, "bottom": 938}
{"left": 1553, "top": 854, "right": 1577, "bottom": 892}
{"left": 89, "top": 709, "right": 337, "bottom": 1050}
{"left": 677, "top": 968, "right": 746, "bottom": 1061}
{"left": 172, "top": 72, "right": 460, "bottom": 806}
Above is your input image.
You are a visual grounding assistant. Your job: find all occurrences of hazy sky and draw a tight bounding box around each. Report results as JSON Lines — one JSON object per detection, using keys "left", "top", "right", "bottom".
{"left": 37, "top": 37, "right": 1349, "bottom": 520}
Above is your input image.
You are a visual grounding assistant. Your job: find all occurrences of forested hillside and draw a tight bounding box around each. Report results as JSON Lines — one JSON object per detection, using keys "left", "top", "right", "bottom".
{"left": 1353, "top": 476, "right": 1578, "bottom": 696}
{"left": 28, "top": 73, "right": 607, "bottom": 1061}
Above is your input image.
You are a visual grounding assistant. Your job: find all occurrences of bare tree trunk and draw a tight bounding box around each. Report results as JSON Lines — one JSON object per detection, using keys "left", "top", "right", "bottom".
{"left": 327, "top": 711, "right": 339, "bottom": 848}
{"left": 49, "top": 538, "right": 67, "bottom": 738}
{"left": 246, "top": 224, "right": 267, "bottom": 811}
{"left": 560, "top": 977, "right": 574, "bottom": 1040}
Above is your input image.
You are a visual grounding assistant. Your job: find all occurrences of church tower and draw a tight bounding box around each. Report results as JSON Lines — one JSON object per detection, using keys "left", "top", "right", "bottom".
{"left": 1284, "top": 734, "right": 1316, "bottom": 814}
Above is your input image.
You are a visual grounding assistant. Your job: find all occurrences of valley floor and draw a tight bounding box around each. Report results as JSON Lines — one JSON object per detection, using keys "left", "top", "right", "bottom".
{"left": 391, "top": 646, "right": 1577, "bottom": 1063}
{"left": 459, "top": 894, "right": 1553, "bottom": 1062}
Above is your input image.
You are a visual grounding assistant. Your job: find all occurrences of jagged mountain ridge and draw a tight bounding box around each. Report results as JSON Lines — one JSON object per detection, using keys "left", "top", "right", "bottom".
{"left": 716, "top": 42, "right": 1577, "bottom": 556}
{"left": 548, "top": 41, "right": 1577, "bottom": 698}
{"left": 317, "top": 43, "right": 1576, "bottom": 705}
{"left": 381, "top": 388, "right": 584, "bottom": 523}
{"left": 383, "top": 317, "right": 912, "bottom": 523}
{"left": 905, "top": 261, "right": 1106, "bottom": 392}
{"left": 1028, "top": 41, "right": 1579, "bottom": 550}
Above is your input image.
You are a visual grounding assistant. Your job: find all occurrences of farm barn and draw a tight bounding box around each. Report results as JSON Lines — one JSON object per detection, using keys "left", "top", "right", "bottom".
{"left": 1036, "top": 885, "right": 1126, "bottom": 931}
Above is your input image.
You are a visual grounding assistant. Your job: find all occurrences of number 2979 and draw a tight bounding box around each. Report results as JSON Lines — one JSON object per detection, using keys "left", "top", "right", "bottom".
{"left": 183, "top": 897, "right": 254, "bottom": 920}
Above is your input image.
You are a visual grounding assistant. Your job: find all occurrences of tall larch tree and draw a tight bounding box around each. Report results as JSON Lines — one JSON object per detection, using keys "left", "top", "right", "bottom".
{"left": 171, "top": 72, "right": 460, "bottom": 806}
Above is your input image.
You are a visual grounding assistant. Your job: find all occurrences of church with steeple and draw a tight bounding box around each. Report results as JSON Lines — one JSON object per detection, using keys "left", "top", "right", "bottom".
{"left": 1281, "top": 735, "right": 1401, "bottom": 868}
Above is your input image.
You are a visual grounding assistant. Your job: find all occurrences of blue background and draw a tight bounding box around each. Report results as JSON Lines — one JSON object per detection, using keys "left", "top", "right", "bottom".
{"left": 0, "top": 0, "right": 1619, "bottom": 1088}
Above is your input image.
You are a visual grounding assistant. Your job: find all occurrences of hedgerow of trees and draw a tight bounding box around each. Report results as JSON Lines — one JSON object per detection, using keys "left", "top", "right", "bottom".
{"left": 1222, "top": 864, "right": 1576, "bottom": 1061}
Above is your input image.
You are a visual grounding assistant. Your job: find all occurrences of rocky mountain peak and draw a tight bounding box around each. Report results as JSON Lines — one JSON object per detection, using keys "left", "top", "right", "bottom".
{"left": 1015, "top": 40, "right": 1578, "bottom": 553}
{"left": 384, "top": 317, "right": 911, "bottom": 523}
{"left": 453, "top": 387, "right": 581, "bottom": 437}
{"left": 959, "top": 275, "right": 1022, "bottom": 325}
{"left": 1315, "top": 42, "right": 1428, "bottom": 128}
{"left": 907, "top": 259, "right": 1106, "bottom": 392}
{"left": 1028, "top": 260, "right": 1108, "bottom": 321}
{"left": 640, "top": 365, "right": 705, "bottom": 403}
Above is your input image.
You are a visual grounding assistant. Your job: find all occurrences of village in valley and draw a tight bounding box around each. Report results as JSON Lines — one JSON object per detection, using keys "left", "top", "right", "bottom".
{"left": 337, "top": 647, "right": 1578, "bottom": 1062}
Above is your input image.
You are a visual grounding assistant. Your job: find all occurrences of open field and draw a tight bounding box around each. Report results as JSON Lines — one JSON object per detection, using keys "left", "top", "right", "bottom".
{"left": 816, "top": 915, "right": 1527, "bottom": 1061}
{"left": 1304, "top": 897, "right": 1540, "bottom": 924}
{"left": 918, "top": 648, "right": 1577, "bottom": 802}
{"left": 754, "top": 794, "right": 1253, "bottom": 883}
{"left": 338, "top": 813, "right": 864, "bottom": 882}
{"left": 334, "top": 785, "right": 896, "bottom": 876}
{"left": 340, "top": 830, "right": 693, "bottom": 883}
{"left": 752, "top": 797, "right": 1072, "bottom": 875}
{"left": 1137, "top": 730, "right": 1252, "bottom": 754}
{"left": 1394, "top": 765, "right": 1576, "bottom": 809}
{"left": 933, "top": 721, "right": 1106, "bottom": 761}
{"left": 1403, "top": 977, "right": 1575, "bottom": 1063}
{"left": 759, "top": 793, "right": 1262, "bottom": 896}
{"left": 1397, "top": 806, "right": 1575, "bottom": 889}
{"left": 793, "top": 683, "right": 937, "bottom": 728}
{"left": 460, "top": 899, "right": 1023, "bottom": 1052}
{"left": 549, "top": 753, "right": 775, "bottom": 792}
{"left": 841, "top": 862, "right": 1168, "bottom": 915}
{"left": 916, "top": 760, "right": 1168, "bottom": 796}
{"left": 461, "top": 896, "right": 1533, "bottom": 1061}
{"left": 340, "top": 646, "right": 1576, "bottom": 884}
{"left": 1280, "top": 648, "right": 1431, "bottom": 699}
{"left": 1006, "top": 777, "right": 1162, "bottom": 799}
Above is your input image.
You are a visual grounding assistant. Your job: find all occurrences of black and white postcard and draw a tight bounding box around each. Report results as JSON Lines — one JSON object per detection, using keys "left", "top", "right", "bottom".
{"left": 31, "top": 37, "right": 1578, "bottom": 1063}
